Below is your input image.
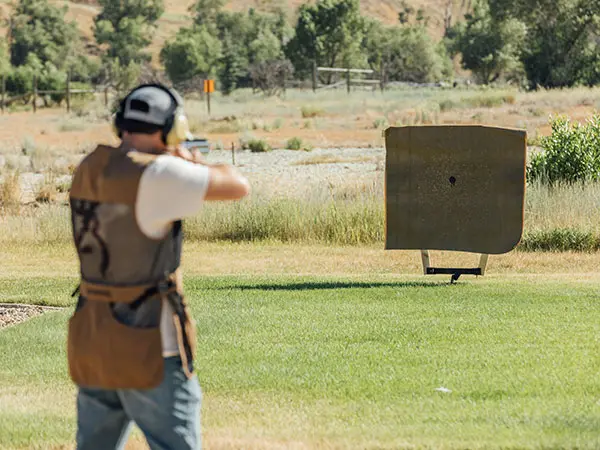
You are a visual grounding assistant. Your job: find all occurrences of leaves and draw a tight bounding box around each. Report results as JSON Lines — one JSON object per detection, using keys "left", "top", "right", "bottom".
{"left": 528, "top": 115, "right": 600, "bottom": 184}
{"left": 10, "top": 0, "right": 79, "bottom": 70}
{"left": 160, "top": 26, "right": 222, "bottom": 85}
{"left": 447, "top": 0, "right": 525, "bottom": 84}
{"left": 94, "top": 0, "right": 164, "bottom": 65}
{"left": 285, "top": 0, "right": 365, "bottom": 80}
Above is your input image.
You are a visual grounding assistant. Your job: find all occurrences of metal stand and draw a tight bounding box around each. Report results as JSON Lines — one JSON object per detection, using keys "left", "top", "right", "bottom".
{"left": 421, "top": 251, "right": 489, "bottom": 283}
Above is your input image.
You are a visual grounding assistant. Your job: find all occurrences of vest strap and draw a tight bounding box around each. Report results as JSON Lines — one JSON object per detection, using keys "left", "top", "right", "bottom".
{"left": 80, "top": 272, "right": 179, "bottom": 304}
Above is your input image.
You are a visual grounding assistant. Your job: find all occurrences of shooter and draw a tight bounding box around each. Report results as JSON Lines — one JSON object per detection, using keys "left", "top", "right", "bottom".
{"left": 67, "top": 83, "right": 249, "bottom": 449}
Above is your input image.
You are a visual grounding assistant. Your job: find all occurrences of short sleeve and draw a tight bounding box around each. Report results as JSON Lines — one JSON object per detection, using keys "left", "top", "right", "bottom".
{"left": 136, "top": 155, "right": 210, "bottom": 239}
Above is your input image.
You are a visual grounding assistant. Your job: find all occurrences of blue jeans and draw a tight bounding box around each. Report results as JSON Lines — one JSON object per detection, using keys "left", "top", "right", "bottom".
{"left": 76, "top": 357, "right": 201, "bottom": 450}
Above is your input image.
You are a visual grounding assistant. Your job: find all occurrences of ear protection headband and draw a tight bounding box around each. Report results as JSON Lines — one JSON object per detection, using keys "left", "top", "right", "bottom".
{"left": 113, "top": 84, "right": 191, "bottom": 146}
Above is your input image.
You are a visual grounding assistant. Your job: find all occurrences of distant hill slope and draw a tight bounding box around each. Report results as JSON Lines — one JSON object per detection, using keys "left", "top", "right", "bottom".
{"left": 0, "top": 0, "right": 472, "bottom": 63}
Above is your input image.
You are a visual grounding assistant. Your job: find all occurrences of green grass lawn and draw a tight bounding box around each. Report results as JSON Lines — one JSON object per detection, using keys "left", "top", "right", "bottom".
{"left": 1, "top": 275, "right": 599, "bottom": 449}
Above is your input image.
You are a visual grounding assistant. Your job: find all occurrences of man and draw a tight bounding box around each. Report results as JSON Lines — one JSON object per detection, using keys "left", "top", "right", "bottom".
{"left": 68, "top": 84, "right": 250, "bottom": 449}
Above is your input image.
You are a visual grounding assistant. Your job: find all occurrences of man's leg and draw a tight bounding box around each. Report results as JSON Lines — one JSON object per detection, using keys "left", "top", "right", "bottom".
{"left": 120, "top": 357, "right": 202, "bottom": 450}
{"left": 76, "top": 387, "right": 133, "bottom": 450}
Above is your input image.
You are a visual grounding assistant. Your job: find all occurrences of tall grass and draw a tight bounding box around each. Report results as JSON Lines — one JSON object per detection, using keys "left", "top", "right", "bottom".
{"left": 186, "top": 196, "right": 384, "bottom": 245}
{"left": 3, "top": 182, "right": 600, "bottom": 251}
{"left": 0, "top": 171, "right": 21, "bottom": 214}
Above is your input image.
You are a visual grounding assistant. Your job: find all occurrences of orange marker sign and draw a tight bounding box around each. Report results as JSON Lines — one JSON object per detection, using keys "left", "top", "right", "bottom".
{"left": 203, "top": 80, "right": 215, "bottom": 94}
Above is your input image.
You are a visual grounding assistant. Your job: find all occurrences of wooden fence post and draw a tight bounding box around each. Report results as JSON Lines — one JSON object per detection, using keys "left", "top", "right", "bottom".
{"left": 231, "top": 142, "right": 235, "bottom": 166}
{"left": 312, "top": 61, "right": 317, "bottom": 92}
{"left": 66, "top": 71, "right": 71, "bottom": 113}
{"left": 346, "top": 68, "right": 351, "bottom": 94}
{"left": 104, "top": 86, "right": 109, "bottom": 107}
{"left": 32, "top": 75, "right": 37, "bottom": 113}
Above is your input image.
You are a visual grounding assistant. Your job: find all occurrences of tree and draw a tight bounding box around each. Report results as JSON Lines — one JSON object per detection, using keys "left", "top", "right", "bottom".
{"left": 9, "top": 0, "right": 78, "bottom": 69}
{"left": 213, "top": 7, "right": 289, "bottom": 93}
{"left": 285, "top": 0, "right": 365, "bottom": 81}
{"left": 160, "top": 27, "right": 222, "bottom": 85}
{"left": 485, "top": 0, "right": 600, "bottom": 88}
{"left": 398, "top": 1, "right": 415, "bottom": 25}
{"left": 99, "top": 59, "right": 142, "bottom": 99}
{"left": 191, "top": 0, "right": 225, "bottom": 30}
{"left": 219, "top": 35, "right": 247, "bottom": 95}
{"left": 249, "top": 28, "right": 283, "bottom": 64}
{"left": 364, "top": 19, "right": 451, "bottom": 84}
{"left": 94, "top": 0, "right": 164, "bottom": 65}
{"left": 448, "top": 1, "right": 525, "bottom": 84}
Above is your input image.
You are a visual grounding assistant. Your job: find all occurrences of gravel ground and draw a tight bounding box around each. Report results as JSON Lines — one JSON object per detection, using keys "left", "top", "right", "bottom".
{"left": 0, "top": 304, "right": 61, "bottom": 329}
{"left": 205, "top": 147, "right": 385, "bottom": 195}
{"left": 6, "top": 147, "right": 386, "bottom": 200}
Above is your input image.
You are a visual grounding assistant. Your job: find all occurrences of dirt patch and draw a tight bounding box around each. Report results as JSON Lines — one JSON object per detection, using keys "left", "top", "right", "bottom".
{"left": 0, "top": 303, "right": 62, "bottom": 329}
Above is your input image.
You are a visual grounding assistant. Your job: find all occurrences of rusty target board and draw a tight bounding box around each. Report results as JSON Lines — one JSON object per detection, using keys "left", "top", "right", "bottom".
{"left": 385, "top": 125, "right": 526, "bottom": 255}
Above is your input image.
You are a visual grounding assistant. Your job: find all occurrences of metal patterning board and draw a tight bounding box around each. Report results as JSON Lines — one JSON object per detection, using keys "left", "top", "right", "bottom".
{"left": 385, "top": 125, "right": 526, "bottom": 255}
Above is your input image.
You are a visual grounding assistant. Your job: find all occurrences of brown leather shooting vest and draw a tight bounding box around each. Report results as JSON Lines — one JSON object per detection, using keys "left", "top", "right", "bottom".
{"left": 68, "top": 145, "right": 196, "bottom": 389}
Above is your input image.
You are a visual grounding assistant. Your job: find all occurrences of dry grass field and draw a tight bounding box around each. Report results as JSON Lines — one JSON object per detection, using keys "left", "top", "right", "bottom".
{"left": 0, "top": 86, "right": 596, "bottom": 155}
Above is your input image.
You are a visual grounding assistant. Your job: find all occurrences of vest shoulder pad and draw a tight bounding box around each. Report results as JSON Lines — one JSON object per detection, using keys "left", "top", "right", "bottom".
{"left": 70, "top": 145, "right": 160, "bottom": 205}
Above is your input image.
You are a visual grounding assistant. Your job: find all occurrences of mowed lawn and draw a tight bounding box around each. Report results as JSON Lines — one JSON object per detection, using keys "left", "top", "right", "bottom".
{"left": 1, "top": 269, "right": 599, "bottom": 449}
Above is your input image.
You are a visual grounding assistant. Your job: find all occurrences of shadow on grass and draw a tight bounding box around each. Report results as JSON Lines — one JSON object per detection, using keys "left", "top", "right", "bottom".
{"left": 215, "top": 281, "right": 452, "bottom": 291}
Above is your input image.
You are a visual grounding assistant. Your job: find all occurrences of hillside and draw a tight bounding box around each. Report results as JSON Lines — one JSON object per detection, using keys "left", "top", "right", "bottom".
{"left": 0, "top": 0, "right": 471, "bottom": 63}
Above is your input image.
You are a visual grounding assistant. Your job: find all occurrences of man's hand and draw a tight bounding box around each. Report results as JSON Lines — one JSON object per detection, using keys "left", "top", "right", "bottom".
{"left": 172, "top": 146, "right": 206, "bottom": 164}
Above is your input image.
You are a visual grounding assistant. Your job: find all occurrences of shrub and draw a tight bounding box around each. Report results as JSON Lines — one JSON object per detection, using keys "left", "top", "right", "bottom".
{"left": 248, "top": 139, "right": 271, "bottom": 153}
{"left": 0, "top": 171, "right": 21, "bottom": 214}
{"left": 373, "top": 118, "right": 388, "bottom": 129}
{"left": 58, "top": 120, "right": 87, "bottom": 132}
{"left": 239, "top": 132, "right": 256, "bottom": 150}
{"left": 528, "top": 115, "right": 600, "bottom": 185}
{"left": 38, "top": 66, "right": 67, "bottom": 105}
{"left": 56, "top": 178, "right": 71, "bottom": 193}
{"left": 286, "top": 137, "right": 303, "bottom": 150}
{"left": 6, "top": 66, "right": 34, "bottom": 96}
{"left": 438, "top": 99, "right": 457, "bottom": 112}
{"left": 463, "top": 94, "right": 504, "bottom": 108}
{"left": 301, "top": 106, "right": 325, "bottom": 118}
{"left": 35, "top": 180, "right": 58, "bottom": 203}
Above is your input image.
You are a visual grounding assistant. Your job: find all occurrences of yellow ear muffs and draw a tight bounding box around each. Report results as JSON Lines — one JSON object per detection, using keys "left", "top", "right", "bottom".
{"left": 166, "top": 108, "right": 192, "bottom": 146}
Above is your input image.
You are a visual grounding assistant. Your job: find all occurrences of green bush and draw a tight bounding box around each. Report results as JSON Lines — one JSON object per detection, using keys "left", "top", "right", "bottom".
{"left": 286, "top": 137, "right": 303, "bottom": 150}
{"left": 462, "top": 93, "right": 511, "bottom": 108}
{"left": 301, "top": 106, "right": 325, "bottom": 118}
{"left": 438, "top": 99, "right": 457, "bottom": 112}
{"left": 6, "top": 66, "right": 34, "bottom": 95}
{"left": 38, "top": 67, "right": 67, "bottom": 105}
{"left": 248, "top": 139, "right": 271, "bottom": 153}
{"left": 528, "top": 115, "right": 600, "bottom": 185}
{"left": 372, "top": 118, "right": 388, "bottom": 129}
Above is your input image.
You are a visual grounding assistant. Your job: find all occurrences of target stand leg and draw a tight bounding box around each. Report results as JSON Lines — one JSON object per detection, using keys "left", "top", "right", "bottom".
{"left": 420, "top": 250, "right": 489, "bottom": 283}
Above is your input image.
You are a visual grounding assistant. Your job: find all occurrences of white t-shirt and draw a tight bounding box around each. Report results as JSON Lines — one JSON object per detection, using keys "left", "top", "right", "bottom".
{"left": 135, "top": 155, "right": 210, "bottom": 356}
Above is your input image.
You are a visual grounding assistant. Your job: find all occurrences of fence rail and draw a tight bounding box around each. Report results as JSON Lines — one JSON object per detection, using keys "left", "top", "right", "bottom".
{"left": 312, "top": 64, "right": 383, "bottom": 93}
{"left": 0, "top": 71, "right": 112, "bottom": 114}
{"left": 317, "top": 67, "right": 375, "bottom": 74}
